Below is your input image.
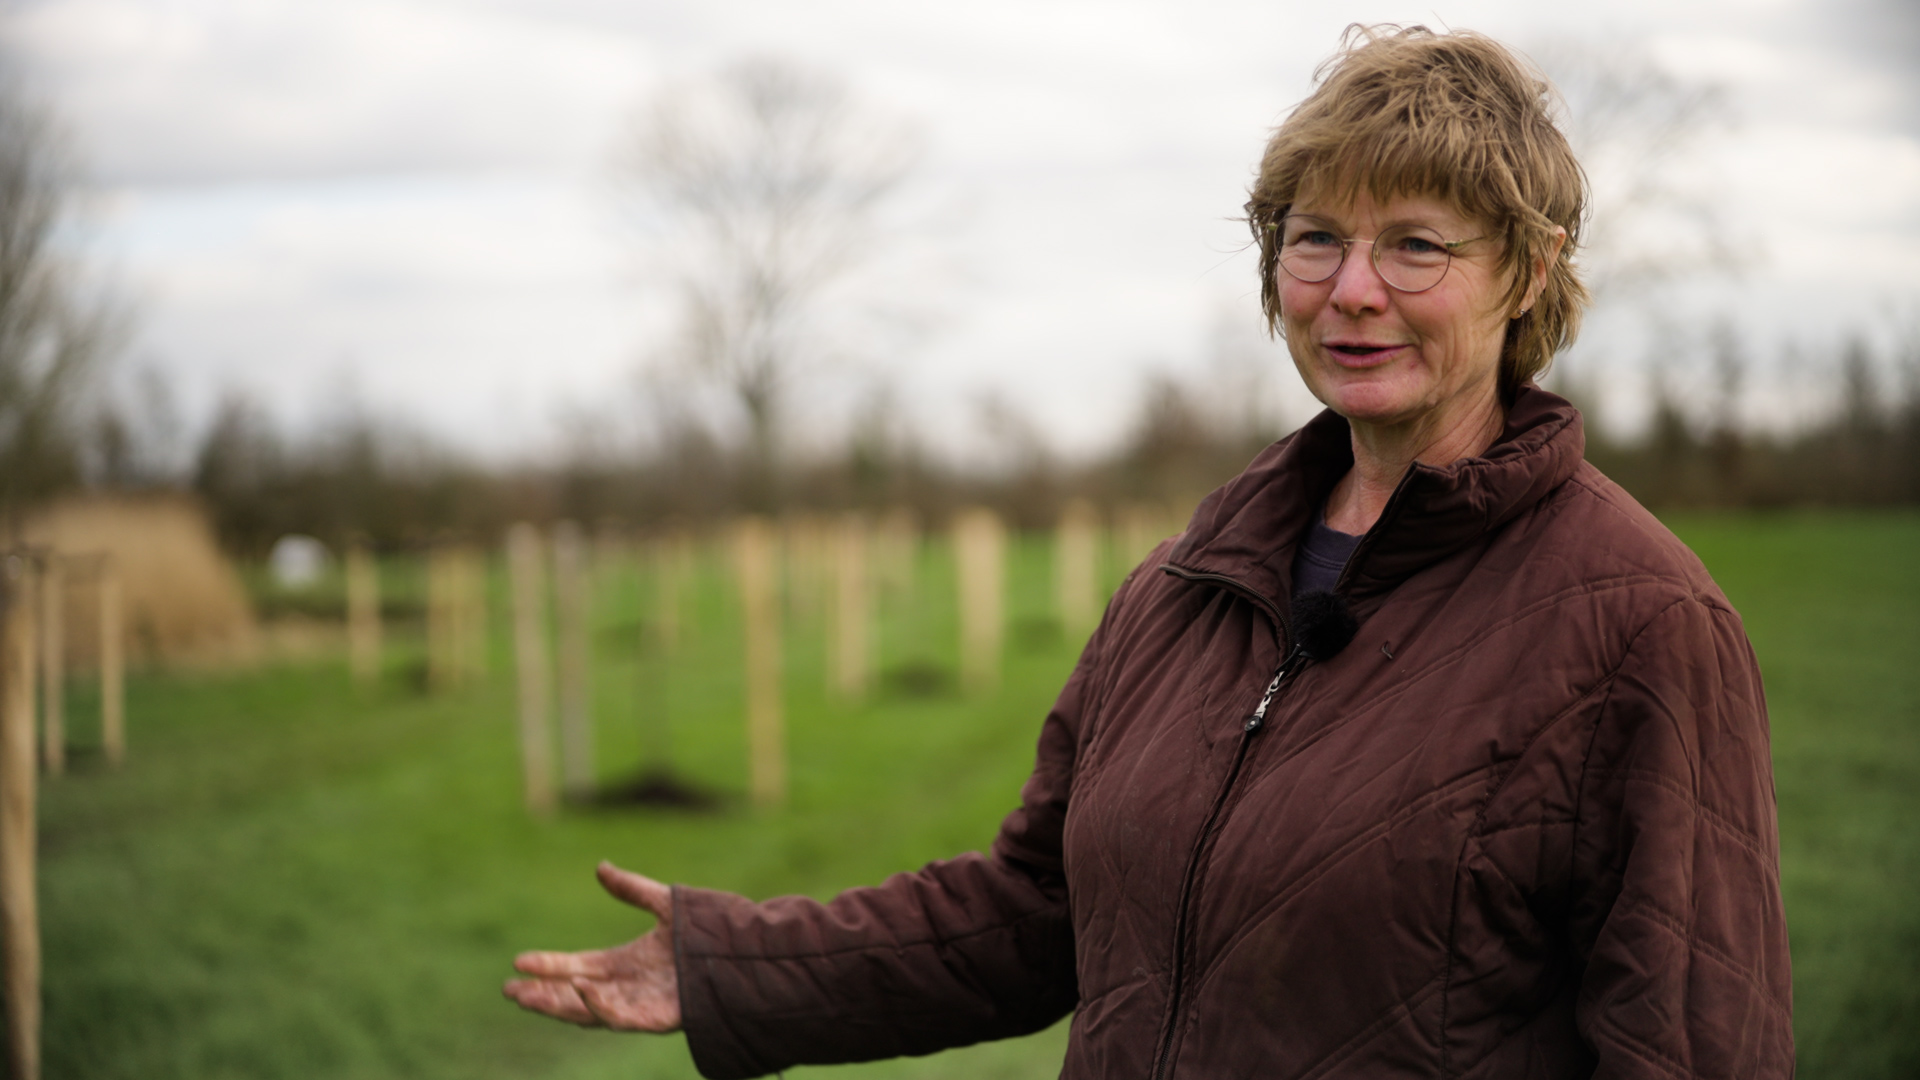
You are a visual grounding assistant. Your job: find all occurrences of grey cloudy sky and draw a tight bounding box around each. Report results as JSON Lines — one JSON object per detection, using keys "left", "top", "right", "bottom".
{"left": 11, "top": 0, "right": 1920, "bottom": 461}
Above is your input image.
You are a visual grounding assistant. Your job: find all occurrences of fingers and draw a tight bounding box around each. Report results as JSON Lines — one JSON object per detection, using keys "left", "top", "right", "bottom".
{"left": 503, "top": 978, "right": 600, "bottom": 1026}
{"left": 597, "top": 861, "right": 674, "bottom": 921}
{"left": 513, "top": 949, "right": 615, "bottom": 979}
{"left": 574, "top": 975, "right": 683, "bottom": 1033}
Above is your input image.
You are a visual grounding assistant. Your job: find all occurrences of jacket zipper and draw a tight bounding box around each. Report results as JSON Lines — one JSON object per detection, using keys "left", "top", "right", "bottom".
{"left": 1147, "top": 640, "right": 1307, "bottom": 1080}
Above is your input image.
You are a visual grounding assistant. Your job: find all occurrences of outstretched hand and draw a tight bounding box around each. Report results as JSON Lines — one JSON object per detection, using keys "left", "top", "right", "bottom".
{"left": 503, "top": 861, "right": 682, "bottom": 1032}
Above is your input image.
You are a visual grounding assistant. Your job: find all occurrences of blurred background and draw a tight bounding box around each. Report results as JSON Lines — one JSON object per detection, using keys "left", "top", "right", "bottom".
{"left": 0, "top": 1, "right": 1915, "bottom": 1078}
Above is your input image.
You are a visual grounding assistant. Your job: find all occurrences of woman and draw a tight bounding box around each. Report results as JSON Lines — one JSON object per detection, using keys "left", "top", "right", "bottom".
{"left": 506, "top": 26, "right": 1794, "bottom": 1078}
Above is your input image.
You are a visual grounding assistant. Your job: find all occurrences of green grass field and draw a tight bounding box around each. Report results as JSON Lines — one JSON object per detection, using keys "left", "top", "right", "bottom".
{"left": 20, "top": 512, "right": 1920, "bottom": 1079}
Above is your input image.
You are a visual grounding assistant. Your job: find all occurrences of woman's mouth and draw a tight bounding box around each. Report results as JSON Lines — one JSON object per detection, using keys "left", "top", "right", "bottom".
{"left": 1326, "top": 342, "right": 1403, "bottom": 365}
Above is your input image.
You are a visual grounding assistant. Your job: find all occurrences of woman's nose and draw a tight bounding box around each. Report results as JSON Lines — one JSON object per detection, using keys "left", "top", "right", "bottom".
{"left": 1326, "top": 242, "right": 1389, "bottom": 316}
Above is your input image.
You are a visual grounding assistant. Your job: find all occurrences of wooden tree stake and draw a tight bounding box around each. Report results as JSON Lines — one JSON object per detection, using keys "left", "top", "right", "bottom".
{"left": 1, "top": 555, "right": 41, "bottom": 1080}
{"left": 99, "top": 556, "right": 124, "bottom": 770}
{"left": 954, "top": 508, "right": 1006, "bottom": 694}
{"left": 506, "top": 525, "right": 556, "bottom": 816}
{"left": 37, "top": 557, "right": 61, "bottom": 777}
{"left": 832, "top": 514, "right": 871, "bottom": 699}
{"left": 652, "top": 534, "right": 683, "bottom": 657}
{"left": 456, "top": 547, "right": 487, "bottom": 684}
{"left": 345, "top": 543, "right": 381, "bottom": 686}
{"left": 426, "top": 546, "right": 449, "bottom": 692}
{"left": 552, "top": 521, "right": 594, "bottom": 800}
{"left": 876, "top": 507, "right": 918, "bottom": 604}
{"left": 735, "top": 518, "right": 784, "bottom": 808}
{"left": 1055, "top": 498, "right": 1101, "bottom": 641}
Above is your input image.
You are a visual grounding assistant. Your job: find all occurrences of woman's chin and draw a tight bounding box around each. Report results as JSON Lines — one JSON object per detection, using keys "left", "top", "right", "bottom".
{"left": 1322, "top": 381, "right": 1425, "bottom": 428}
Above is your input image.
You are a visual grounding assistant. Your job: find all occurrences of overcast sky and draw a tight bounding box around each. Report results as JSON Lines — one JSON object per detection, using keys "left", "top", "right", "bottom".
{"left": 10, "top": 0, "right": 1919, "bottom": 463}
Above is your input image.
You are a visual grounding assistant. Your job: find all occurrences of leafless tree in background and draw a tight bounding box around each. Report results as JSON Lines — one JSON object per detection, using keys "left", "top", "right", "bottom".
{"left": 1534, "top": 39, "right": 1738, "bottom": 305}
{"left": 0, "top": 54, "right": 117, "bottom": 529}
{"left": 613, "top": 58, "right": 919, "bottom": 510}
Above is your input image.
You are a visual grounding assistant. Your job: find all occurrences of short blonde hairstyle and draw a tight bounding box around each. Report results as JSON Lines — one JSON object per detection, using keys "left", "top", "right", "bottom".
{"left": 1247, "top": 25, "right": 1590, "bottom": 396}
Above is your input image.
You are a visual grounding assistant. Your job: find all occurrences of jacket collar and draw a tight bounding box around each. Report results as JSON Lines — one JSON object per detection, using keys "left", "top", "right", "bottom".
{"left": 1163, "top": 384, "right": 1585, "bottom": 630}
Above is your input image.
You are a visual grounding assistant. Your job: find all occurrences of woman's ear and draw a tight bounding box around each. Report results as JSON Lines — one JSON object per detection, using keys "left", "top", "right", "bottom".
{"left": 1519, "top": 226, "right": 1567, "bottom": 316}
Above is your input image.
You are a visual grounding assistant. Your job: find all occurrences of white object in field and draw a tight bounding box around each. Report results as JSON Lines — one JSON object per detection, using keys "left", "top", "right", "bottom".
{"left": 268, "top": 535, "right": 329, "bottom": 588}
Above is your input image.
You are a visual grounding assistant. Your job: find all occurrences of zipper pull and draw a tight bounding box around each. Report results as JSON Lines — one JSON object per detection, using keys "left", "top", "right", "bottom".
{"left": 1242, "top": 646, "right": 1303, "bottom": 733}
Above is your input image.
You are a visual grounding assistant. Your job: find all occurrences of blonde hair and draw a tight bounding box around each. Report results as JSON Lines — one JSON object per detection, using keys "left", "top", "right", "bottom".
{"left": 1247, "top": 25, "right": 1590, "bottom": 396}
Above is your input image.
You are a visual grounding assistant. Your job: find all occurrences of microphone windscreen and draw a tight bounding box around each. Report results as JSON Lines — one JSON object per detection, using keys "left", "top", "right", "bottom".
{"left": 1290, "top": 590, "right": 1358, "bottom": 660}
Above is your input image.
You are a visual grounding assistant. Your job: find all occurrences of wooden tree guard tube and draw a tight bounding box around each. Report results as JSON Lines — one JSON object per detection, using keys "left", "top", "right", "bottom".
{"left": 876, "top": 507, "right": 917, "bottom": 604}
{"left": 782, "top": 516, "right": 828, "bottom": 625}
{"left": 1, "top": 554, "right": 41, "bottom": 1080}
{"left": 551, "top": 521, "right": 594, "bottom": 800}
{"left": 99, "top": 556, "right": 124, "bottom": 770}
{"left": 345, "top": 543, "right": 381, "bottom": 686}
{"left": 506, "top": 525, "right": 556, "bottom": 815}
{"left": 1055, "top": 498, "right": 1101, "bottom": 641}
{"left": 427, "top": 545, "right": 481, "bottom": 693}
{"left": 456, "top": 547, "right": 487, "bottom": 684}
{"left": 425, "top": 547, "right": 448, "bottom": 692}
{"left": 652, "top": 534, "right": 683, "bottom": 657}
{"left": 832, "top": 514, "right": 871, "bottom": 699}
{"left": 954, "top": 508, "right": 1006, "bottom": 694}
{"left": 734, "top": 518, "right": 784, "bottom": 808}
{"left": 37, "top": 556, "right": 61, "bottom": 777}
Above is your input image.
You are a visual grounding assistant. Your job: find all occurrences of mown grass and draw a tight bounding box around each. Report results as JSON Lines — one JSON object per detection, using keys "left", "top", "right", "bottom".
{"left": 20, "top": 513, "right": 1920, "bottom": 1078}
{"left": 1666, "top": 512, "right": 1920, "bottom": 1079}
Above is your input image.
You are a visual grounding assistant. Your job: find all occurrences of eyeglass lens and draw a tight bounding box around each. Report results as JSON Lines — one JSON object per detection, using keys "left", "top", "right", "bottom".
{"left": 1278, "top": 217, "right": 1454, "bottom": 293}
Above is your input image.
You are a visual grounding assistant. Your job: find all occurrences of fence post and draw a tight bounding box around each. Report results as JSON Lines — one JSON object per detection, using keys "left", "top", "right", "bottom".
{"left": 345, "top": 543, "right": 381, "bottom": 686}
{"left": 1, "top": 554, "right": 41, "bottom": 1080}
{"left": 735, "top": 518, "right": 784, "bottom": 808}
{"left": 1054, "top": 499, "right": 1101, "bottom": 641}
{"left": 832, "top": 514, "right": 871, "bottom": 700}
{"left": 99, "top": 555, "right": 124, "bottom": 770}
{"left": 506, "top": 525, "right": 556, "bottom": 816}
{"left": 953, "top": 508, "right": 1006, "bottom": 694}
{"left": 37, "top": 557, "right": 61, "bottom": 777}
{"left": 552, "top": 521, "right": 594, "bottom": 801}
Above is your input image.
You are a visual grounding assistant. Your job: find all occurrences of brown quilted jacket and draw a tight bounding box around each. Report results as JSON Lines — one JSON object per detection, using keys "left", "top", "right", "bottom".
{"left": 673, "top": 387, "right": 1794, "bottom": 1078}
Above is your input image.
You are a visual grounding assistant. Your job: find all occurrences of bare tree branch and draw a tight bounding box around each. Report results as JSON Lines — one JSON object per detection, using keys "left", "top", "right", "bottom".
{"left": 0, "top": 49, "right": 119, "bottom": 527}
{"left": 612, "top": 57, "right": 919, "bottom": 509}
{"left": 1533, "top": 38, "right": 1743, "bottom": 303}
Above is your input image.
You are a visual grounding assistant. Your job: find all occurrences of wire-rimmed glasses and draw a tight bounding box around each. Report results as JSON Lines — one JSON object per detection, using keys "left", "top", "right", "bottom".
{"left": 1276, "top": 214, "right": 1483, "bottom": 294}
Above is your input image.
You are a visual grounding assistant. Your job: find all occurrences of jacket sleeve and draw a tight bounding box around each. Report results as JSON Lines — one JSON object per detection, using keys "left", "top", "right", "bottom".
{"left": 671, "top": 618, "right": 1107, "bottom": 1079}
{"left": 1570, "top": 595, "right": 1794, "bottom": 1079}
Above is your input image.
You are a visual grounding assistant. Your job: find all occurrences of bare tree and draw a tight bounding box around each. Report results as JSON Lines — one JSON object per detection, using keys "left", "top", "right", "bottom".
{"left": 0, "top": 54, "right": 117, "bottom": 528}
{"left": 613, "top": 58, "right": 919, "bottom": 510}
{"left": 1534, "top": 39, "right": 1740, "bottom": 304}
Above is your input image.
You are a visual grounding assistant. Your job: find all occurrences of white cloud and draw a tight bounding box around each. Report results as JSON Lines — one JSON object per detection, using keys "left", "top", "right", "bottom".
{"left": 8, "top": 0, "right": 1918, "bottom": 460}
{"left": 12, "top": 0, "right": 653, "bottom": 182}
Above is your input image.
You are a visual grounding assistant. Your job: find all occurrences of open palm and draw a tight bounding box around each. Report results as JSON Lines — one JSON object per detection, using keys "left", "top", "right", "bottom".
{"left": 503, "top": 862, "right": 682, "bottom": 1032}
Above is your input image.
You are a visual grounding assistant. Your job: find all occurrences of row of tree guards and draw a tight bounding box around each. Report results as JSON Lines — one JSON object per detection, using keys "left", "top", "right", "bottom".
{"left": 1, "top": 549, "right": 130, "bottom": 1080}
{"left": 0, "top": 501, "right": 1173, "bottom": 1078}
{"left": 486, "top": 500, "right": 1175, "bottom": 816}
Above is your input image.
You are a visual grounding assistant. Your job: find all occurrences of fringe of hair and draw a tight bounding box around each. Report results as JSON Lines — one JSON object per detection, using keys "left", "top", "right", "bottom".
{"left": 1246, "top": 24, "right": 1591, "bottom": 395}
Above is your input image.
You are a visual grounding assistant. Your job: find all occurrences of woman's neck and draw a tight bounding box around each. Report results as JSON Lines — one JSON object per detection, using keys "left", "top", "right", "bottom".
{"left": 1323, "top": 395, "right": 1506, "bottom": 535}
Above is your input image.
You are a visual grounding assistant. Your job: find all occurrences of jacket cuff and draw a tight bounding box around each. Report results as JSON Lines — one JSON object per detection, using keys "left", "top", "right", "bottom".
{"left": 675, "top": 885, "right": 779, "bottom": 1080}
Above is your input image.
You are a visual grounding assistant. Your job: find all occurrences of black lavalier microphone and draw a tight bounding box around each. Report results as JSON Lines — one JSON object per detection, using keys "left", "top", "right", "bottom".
{"left": 1289, "top": 590, "right": 1358, "bottom": 660}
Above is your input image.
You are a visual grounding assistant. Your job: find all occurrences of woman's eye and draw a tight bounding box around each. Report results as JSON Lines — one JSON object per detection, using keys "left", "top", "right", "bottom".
{"left": 1397, "top": 235, "right": 1443, "bottom": 255}
{"left": 1296, "top": 230, "right": 1340, "bottom": 248}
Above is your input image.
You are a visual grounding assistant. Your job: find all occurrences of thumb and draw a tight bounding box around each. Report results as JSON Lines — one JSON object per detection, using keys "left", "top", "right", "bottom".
{"left": 598, "top": 861, "right": 673, "bottom": 921}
